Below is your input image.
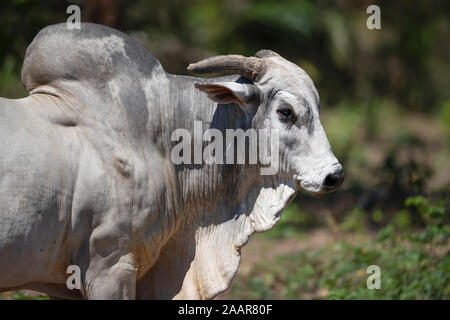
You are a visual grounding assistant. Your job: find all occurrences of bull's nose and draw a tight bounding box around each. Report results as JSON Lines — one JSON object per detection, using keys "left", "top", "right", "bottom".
{"left": 322, "top": 168, "right": 344, "bottom": 192}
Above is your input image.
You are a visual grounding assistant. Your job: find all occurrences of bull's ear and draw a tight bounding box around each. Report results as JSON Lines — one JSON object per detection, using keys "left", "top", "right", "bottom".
{"left": 194, "top": 82, "right": 258, "bottom": 105}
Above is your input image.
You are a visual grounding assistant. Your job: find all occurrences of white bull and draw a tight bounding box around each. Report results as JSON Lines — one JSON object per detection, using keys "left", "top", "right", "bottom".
{"left": 0, "top": 23, "right": 343, "bottom": 299}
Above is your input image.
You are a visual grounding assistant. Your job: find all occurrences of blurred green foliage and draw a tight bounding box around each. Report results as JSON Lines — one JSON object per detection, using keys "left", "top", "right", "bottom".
{"left": 0, "top": 290, "right": 49, "bottom": 300}
{"left": 1, "top": 0, "right": 449, "bottom": 110}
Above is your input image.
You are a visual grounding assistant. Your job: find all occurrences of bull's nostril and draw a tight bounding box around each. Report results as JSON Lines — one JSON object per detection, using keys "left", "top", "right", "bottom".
{"left": 324, "top": 174, "right": 338, "bottom": 188}
{"left": 323, "top": 169, "right": 344, "bottom": 191}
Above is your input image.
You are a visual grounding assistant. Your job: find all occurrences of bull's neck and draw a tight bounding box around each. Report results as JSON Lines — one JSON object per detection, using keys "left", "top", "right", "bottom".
{"left": 159, "top": 74, "right": 251, "bottom": 213}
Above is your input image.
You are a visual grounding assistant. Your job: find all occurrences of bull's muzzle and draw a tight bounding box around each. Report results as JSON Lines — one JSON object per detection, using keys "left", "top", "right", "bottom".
{"left": 322, "top": 167, "right": 345, "bottom": 192}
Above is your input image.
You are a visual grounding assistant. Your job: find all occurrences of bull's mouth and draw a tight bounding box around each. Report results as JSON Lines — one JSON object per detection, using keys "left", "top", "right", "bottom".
{"left": 295, "top": 179, "right": 326, "bottom": 196}
{"left": 297, "top": 183, "right": 342, "bottom": 196}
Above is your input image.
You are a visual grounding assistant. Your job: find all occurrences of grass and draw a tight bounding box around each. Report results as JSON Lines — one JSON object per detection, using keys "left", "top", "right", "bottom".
{"left": 224, "top": 194, "right": 449, "bottom": 300}
{"left": 226, "top": 227, "right": 449, "bottom": 299}
{"left": 0, "top": 291, "right": 48, "bottom": 300}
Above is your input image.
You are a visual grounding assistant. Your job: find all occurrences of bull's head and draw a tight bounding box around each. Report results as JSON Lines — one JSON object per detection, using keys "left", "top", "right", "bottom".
{"left": 188, "top": 50, "right": 344, "bottom": 195}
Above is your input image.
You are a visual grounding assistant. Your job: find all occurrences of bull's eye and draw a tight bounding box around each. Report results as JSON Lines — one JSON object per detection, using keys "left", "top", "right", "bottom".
{"left": 277, "top": 107, "right": 295, "bottom": 120}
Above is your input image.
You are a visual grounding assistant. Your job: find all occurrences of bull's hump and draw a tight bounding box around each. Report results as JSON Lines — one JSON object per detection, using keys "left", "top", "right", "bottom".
{"left": 21, "top": 23, "right": 165, "bottom": 93}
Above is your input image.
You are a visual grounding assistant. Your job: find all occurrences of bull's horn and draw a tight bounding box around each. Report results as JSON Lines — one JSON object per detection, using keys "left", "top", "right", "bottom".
{"left": 187, "top": 54, "right": 266, "bottom": 82}
{"left": 255, "top": 49, "right": 280, "bottom": 58}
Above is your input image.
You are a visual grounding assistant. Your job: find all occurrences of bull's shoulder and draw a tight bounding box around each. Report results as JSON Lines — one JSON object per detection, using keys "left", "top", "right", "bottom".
{"left": 0, "top": 97, "right": 30, "bottom": 122}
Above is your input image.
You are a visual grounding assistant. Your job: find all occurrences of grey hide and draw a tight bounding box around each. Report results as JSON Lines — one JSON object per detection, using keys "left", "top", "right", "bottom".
{"left": 0, "top": 23, "right": 343, "bottom": 299}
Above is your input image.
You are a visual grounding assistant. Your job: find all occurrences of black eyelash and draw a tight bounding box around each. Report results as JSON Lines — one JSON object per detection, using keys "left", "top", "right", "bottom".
{"left": 278, "top": 109, "right": 292, "bottom": 117}
{"left": 277, "top": 107, "right": 296, "bottom": 121}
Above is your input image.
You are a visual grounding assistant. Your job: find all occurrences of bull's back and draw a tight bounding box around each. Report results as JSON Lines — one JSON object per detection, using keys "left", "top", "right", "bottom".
{"left": 0, "top": 96, "right": 81, "bottom": 287}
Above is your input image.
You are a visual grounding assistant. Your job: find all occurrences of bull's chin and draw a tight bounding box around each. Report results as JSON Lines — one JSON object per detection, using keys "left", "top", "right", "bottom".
{"left": 304, "top": 189, "right": 326, "bottom": 196}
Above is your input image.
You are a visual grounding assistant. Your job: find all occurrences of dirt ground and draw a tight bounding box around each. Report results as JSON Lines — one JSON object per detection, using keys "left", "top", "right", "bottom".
{"left": 216, "top": 229, "right": 376, "bottom": 299}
